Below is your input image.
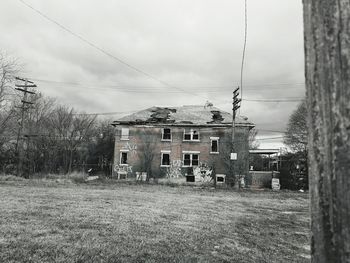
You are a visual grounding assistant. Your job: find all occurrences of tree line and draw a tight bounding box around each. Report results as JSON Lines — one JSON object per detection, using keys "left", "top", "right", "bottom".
{"left": 0, "top": 52, "right": 114, "bottom": 176}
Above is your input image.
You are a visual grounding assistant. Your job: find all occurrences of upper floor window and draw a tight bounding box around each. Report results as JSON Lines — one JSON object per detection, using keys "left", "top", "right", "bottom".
{"left": 183, "top": 129, "right": 200, "bottom": 141}
{"left": 210, "top": 137, "right": 219, "bottom": 154}
{"left": 121, "top": 128, "right": 129, "bottom": 140}
{"left": 162, "top": 128, "right": 171, "bottom": 141}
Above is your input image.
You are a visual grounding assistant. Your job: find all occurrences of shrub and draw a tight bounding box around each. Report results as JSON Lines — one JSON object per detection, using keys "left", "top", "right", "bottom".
{"left": 0, "top": 174, "right": 25, "bottom": 181}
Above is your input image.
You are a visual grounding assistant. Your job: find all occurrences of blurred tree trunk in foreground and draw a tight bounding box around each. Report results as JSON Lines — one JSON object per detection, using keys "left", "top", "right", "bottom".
{"left": 303, "top": 0, "right": 350, "bottom": 262}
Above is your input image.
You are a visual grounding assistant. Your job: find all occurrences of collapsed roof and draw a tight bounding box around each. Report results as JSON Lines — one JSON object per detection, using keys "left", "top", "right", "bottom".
{"left": 112, "top": 105, "right": 254, "bottom": 127}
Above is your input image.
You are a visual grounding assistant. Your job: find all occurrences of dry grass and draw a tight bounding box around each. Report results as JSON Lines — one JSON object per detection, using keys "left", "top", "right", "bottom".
{"left": 0, "top": 181, "right": 310, "bottom": 262}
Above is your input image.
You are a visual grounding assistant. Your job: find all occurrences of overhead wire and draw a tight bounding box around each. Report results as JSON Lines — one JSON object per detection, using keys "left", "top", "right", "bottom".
{"left": 30, "top": 77, "right": 305, "bottom": 91}
{"left": 243, "top": 98, "right": 303, "bottom": 102}
{"left": 17, "top": 0, "right": 304, "bottom": 102}
{"left": 16, "top": 0, "right": 303, "bottom": 122}
{"left": 17, "top": 0, "right": 208, "bottom": 101}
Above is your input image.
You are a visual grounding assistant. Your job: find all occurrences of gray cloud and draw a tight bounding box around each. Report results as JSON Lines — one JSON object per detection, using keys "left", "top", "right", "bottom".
{"left": 0, "top": 0, "right": 305, "bottom": 148}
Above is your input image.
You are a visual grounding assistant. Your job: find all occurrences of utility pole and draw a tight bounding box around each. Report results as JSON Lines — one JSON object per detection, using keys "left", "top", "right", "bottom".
{"left": 230, "top": 87, "right": 241, "bottom": 187}
{"left": 303, "top": 1, "right": 350, "bottom": 262}
{"left": 15, "top": 77, "right": 36, "bottom": 177}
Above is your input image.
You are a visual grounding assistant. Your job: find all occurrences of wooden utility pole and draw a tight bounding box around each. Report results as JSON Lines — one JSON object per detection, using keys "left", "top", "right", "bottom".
{"left": 230, "top": 87, "right": 241, "bottom": 187}
{"left": 15, "top": 77, "right": 36, "bottom": 177}
{"left": 303, "top": 1, "right": 350, "bottom": 262}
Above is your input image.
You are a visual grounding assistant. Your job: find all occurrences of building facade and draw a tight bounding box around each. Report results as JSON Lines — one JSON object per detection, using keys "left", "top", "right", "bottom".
{"left": 112, "top": 105, "right": 254, "bottom": 180}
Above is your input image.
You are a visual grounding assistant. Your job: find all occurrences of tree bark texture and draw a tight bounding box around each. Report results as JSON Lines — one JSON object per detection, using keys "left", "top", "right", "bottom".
{"left": 303, "top": 0, "right": 350, "bottom": 262}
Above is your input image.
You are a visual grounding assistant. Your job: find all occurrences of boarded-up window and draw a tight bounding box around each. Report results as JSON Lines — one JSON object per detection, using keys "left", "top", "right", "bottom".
{"left": 121, "top": 128, "right": 129, "bottom": 140}
{"left": 162, "top": 128, "right": 171, "bottom": 140}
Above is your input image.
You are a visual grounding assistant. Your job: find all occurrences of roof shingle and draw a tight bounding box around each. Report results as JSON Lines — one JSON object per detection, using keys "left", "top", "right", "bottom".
{"left": 112, "top": 105, "right": 254, "bottom": 127}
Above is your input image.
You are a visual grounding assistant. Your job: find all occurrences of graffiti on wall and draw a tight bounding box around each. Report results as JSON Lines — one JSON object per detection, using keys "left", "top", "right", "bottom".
{"left": 193, "top": 162, "right": 213, "bottom": 182}
{"left": 121, "top": 142, "right": 138, "bottom": 154}
{"left": 166, "top": 160, "right": 183, "bottom": 178}
{"left": 114, "top": 164, "right": 133, "bottom": 174}
{"left": 165, "top": 160, "right": 213, "bottom": 182}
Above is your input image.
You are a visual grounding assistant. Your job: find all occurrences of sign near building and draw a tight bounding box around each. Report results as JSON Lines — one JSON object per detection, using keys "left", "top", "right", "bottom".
{"left": 230, "top": 153, "right": 237, "bottom": 160}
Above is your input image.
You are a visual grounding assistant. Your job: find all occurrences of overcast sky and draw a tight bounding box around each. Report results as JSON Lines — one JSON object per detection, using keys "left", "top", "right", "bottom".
{"left": 0, "top": 0, "right": 305, "bottom": 149}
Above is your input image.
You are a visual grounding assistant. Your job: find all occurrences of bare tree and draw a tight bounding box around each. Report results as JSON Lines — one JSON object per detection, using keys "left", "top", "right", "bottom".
{"left": 0, "top": 51, "right": 18, "bottom": 104}
{"left": 24, "top": 94, "right": 56, "bottom": 173}
{"left": 248, "top": 128, "right": 259, "bottom": 149}
{"left": 0, "top": 52, "right": 20, "bottom": 146}
{"left": 137, "top": 129, "right": 156, "bottom": 180}
{"left": 0, "top": 52, "right": 21, "bottom": 172}
{"left": 87, "top": 119, "right": 115, "bottom": 175}
{"left": 284, "top": 100, "right": 307, "bottom": 153}
{"left": 303, "top": 1, "right": 350, "bottom": 262}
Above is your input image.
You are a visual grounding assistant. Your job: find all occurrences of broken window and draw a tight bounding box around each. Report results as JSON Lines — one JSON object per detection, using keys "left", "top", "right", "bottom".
{"left": 182, "top": 152, "right": 199, "bottom": 167}
{"left": 192, "top": 130, "right": 199, "bottom": 140}
{"left": 210, "top": 137, "right": 219, "bottom": 153}
{"left": 184, "top": 129, "right": 191, "bottom": 140}
{"left": 161, "top": 152, "right": 170, "bottom": 166}
{"left": 120, "top": 151, "right": 128, "bottom": 165}
{"left": 162, "top": 128, "right": 171, "bottom": 140}
{"left": 121, "top": 128, "right": 129, "bottom": 140}
{"left": 183, "top": 129, "right": 200, "bottom": 141}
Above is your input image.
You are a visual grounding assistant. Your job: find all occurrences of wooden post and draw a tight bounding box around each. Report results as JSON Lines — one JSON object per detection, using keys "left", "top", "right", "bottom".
{"left": 303, "top": 1, "right": 350, "bottom": 262}
{"left": 231, "top": 87, "right": 241, "bottom": 187}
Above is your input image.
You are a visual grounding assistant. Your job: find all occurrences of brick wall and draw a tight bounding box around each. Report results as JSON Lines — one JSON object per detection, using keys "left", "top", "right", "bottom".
{"left": 113, "top": 125, "right": 250, "bottom": 178}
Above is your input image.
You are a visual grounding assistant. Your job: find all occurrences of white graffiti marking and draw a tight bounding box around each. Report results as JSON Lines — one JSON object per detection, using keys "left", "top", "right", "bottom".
{"left": 114, "top": 165, "right": 133, "bottom": 174}
{"left": 166, "top": 160, "right": 183, "bottom": 178}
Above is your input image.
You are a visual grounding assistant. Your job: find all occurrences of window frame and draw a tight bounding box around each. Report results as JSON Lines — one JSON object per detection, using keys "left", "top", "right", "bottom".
{"left": 182, "top": 151, "right": 200, "bottom": 167}
{"left": 210, "top": 137, "right": 220, "bottom": 154}
{"left": 119, "top": 150, "right": 129, "bottom": 165}
{"left": 161, "top": 128, "right": 172, "bottom": 141}
{"left": 183, "top": 129, "right": 200, "bottom": 142}
{"left": 160, "top": 151, "right": 171, "bottom": 167}
{"left": 120, "top": 128, "right": 130, "bottom": 141}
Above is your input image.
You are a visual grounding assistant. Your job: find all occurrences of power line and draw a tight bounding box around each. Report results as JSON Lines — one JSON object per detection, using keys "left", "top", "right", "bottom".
{"left": 30, "top": 77, "right": 305, "bottom": 91}
{"left": 255, "top": 136, "right": 284, "bottom": 141}
{"left": 243, "top": 98, "right": 303, "bottom": 102}
{"left": 17, "top": 0, "right": 207, "bottom": 101}
{"left": 256, "top": 129, "right": 286, "bottom": 133}
{"left": 218, "top": 98, "right": 303, "bottom": 105}
{"left": 72, "top": 111, "right": 137, "bottom": 116}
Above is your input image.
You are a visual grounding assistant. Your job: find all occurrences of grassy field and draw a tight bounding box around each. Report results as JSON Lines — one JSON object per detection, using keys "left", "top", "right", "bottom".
{"left": 0, "top": 180, "right": 310, "bottom": 262}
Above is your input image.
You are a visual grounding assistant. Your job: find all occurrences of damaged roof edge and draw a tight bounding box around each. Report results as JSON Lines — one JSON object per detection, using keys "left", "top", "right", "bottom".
{"left": 112, "top": 105, "right": 255, "bottom": 127}
{"left": 111, "top": 121, "right": 255, "bottom": 128}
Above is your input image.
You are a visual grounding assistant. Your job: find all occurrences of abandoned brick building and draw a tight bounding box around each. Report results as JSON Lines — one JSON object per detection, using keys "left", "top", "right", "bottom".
{"left": 111, "top": 105, "right": 254, "bottom": 180}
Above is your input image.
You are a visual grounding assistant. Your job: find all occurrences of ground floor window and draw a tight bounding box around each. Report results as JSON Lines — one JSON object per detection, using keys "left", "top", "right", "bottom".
{"left": 120, "top": 151, "right": 128, "bottom": 165}
{"left": 161, "top": 152, "right": 171, "bottom": 166}
{"left": 183, "top": 152, "right": 199, "bottom": 167}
